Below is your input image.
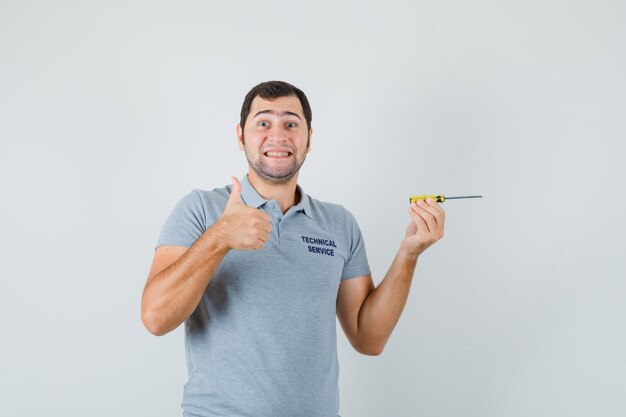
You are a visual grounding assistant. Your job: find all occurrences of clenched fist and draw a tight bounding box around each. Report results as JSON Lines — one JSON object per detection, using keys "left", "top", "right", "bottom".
{"left": 215, "top": 177, "right": 272, "bottom": 250}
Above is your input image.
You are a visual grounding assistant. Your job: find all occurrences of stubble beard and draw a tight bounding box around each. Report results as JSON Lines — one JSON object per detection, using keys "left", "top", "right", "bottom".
{"left": 243, "top": 134, "right": 308, "bottom": 185}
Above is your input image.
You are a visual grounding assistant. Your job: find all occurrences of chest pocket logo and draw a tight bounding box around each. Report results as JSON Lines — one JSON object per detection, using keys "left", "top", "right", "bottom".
{"left": 300, "top": 236, "right": 337, "bottom": 256}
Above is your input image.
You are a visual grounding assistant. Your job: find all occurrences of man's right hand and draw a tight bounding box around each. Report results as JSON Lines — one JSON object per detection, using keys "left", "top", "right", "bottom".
{"left": 215, "top": 177, "right": 272, "bottom": 251}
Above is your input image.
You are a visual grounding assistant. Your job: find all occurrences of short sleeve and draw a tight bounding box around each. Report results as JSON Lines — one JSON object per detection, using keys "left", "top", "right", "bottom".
{"left": 341, "top": 209, "right": 371, "bottom": 280}
{"left": 155, "top": 190, "right": 207, "bottom": 249}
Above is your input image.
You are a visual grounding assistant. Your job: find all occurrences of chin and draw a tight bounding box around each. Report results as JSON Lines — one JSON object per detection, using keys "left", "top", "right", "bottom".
{"left": 248, "top": 155, "right": 305, "bottom": 184}
{"left": 258, "top": 169, "right": 298, "bottom": 184}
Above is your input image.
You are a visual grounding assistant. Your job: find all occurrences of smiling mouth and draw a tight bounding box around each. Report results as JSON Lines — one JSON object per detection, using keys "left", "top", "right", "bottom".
{"left": 264, "top": 151, "right": 293, "bottom": 157}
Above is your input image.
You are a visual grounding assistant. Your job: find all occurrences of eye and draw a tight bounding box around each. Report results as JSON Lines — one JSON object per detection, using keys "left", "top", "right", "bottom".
{"left": 258, "top": 121, "right": 269, "bottom": 127}
{"left": 286, "top": 122, "right": 297, "bottom": 128}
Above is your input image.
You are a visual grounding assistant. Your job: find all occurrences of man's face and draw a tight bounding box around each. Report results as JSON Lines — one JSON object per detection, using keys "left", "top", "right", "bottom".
{"left": 237, "top": 94, "right": 312, "bottom": 184}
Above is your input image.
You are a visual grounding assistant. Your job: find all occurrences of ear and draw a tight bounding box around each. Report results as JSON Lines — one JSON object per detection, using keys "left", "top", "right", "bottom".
{"left": 236, "top": 123, "right": 244, "bottom": 150}
{"left": 306, "top": 127, "right": 313, "bottom": 153}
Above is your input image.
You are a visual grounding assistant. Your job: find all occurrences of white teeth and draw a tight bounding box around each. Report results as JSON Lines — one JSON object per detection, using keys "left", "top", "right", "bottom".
{"left": 266, "top": 152, "right": 290, "bottom": 157}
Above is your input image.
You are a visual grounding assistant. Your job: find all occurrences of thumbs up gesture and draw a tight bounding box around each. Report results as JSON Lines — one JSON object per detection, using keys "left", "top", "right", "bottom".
{"left": 215, "top": 177, "right": 273, "bottom": 251}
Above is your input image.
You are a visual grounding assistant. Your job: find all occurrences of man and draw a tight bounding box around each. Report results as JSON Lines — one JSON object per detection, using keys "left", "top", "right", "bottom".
{"left": 141, "top": 81, "right": 445, "bottom": 417}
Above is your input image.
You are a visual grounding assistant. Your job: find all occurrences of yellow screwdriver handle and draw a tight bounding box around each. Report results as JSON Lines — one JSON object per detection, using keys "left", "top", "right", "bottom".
{"left": 409, "top": 195, "right": 445, "bottom": 203}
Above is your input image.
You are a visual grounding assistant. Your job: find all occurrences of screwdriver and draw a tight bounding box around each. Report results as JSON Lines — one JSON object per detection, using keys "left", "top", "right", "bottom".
{"left": 409, "top": 195, "right": 483, "bottom": 203}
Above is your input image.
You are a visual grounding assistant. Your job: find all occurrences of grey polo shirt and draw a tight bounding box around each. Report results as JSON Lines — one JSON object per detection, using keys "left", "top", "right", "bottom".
{"left": 156, "top": 174, "right": 370, "bottom": 417}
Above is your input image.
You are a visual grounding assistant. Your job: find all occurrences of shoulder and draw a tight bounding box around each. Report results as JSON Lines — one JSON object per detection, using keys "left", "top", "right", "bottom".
{"left": 172, "top": 184, "right": 231, "bottom": 222}
{"left": 306, "top": 195, "right": 359, "bottom": 227}
{"left": 188, "top": 185, "right": 230, "bottom": 208}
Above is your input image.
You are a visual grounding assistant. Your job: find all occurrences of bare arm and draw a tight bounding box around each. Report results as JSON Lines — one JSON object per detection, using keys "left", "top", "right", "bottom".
{"left": 336, "top": 198, "right": 445, "bottom": 355}
{"left": 141, "top": 230, "right": 230, "bottom": 336}
{"left": 141, "top": 177, "right": 272, "bottom": 336}
{"left": 337, "top": 250, "right": 418, "bottom": 355}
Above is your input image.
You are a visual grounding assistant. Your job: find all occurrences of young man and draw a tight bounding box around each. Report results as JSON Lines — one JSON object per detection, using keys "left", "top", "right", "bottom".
{"left": 141, "top": 81, "right": 445, "bottom": 417}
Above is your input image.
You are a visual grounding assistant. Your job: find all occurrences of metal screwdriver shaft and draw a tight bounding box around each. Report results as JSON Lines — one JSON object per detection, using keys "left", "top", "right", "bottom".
{"left": 444, "top": 195, "right": 483, "bottom": 200}
{"left": 409, "top": 195, "right": 484, "bottom": 203}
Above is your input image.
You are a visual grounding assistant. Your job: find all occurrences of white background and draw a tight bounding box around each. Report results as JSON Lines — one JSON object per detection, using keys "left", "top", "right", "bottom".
{"left": 1, "top": 1, "right": 625, "bottom": 416}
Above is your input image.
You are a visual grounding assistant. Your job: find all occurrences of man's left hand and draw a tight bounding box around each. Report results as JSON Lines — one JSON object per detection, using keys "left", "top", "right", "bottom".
{"left": 401, "top": 198, "right": 446, "bottom": 257}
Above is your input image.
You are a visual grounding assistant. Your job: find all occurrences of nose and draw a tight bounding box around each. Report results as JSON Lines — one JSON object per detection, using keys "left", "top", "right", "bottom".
{"left": 267, "top": 124, "right": 289, "bottom": 141}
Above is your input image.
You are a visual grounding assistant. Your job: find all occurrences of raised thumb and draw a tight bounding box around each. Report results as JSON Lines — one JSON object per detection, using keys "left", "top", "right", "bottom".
{"left": 227, "top": 176, "right": 243, "bottom": 205}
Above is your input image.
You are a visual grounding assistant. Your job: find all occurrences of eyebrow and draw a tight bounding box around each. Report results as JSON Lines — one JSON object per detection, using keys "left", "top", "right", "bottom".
{"left": 253, "top": 110, "right": 302, "bottom": 120}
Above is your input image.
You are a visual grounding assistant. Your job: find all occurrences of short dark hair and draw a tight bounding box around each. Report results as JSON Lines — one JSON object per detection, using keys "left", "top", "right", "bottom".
{"left": 240, "top": 81, "right": 312, "bottom": 131}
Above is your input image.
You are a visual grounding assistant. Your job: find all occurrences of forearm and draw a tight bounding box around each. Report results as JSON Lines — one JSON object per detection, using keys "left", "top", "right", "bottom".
{"left": 141, "top": 224, "right": 230, "bottom": 335}
{"left": 357, "top": 248, "right": 418, "bottom": 353}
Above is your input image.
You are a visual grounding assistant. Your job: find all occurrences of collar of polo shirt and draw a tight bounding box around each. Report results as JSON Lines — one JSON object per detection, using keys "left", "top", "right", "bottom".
{"left": 239, "top": 174, "right": 312, "bottom": 218}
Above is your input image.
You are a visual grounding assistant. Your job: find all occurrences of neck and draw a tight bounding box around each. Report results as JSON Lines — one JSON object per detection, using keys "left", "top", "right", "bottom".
{"left": 247, "top": 170, "right": 301, "bottom": 214}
